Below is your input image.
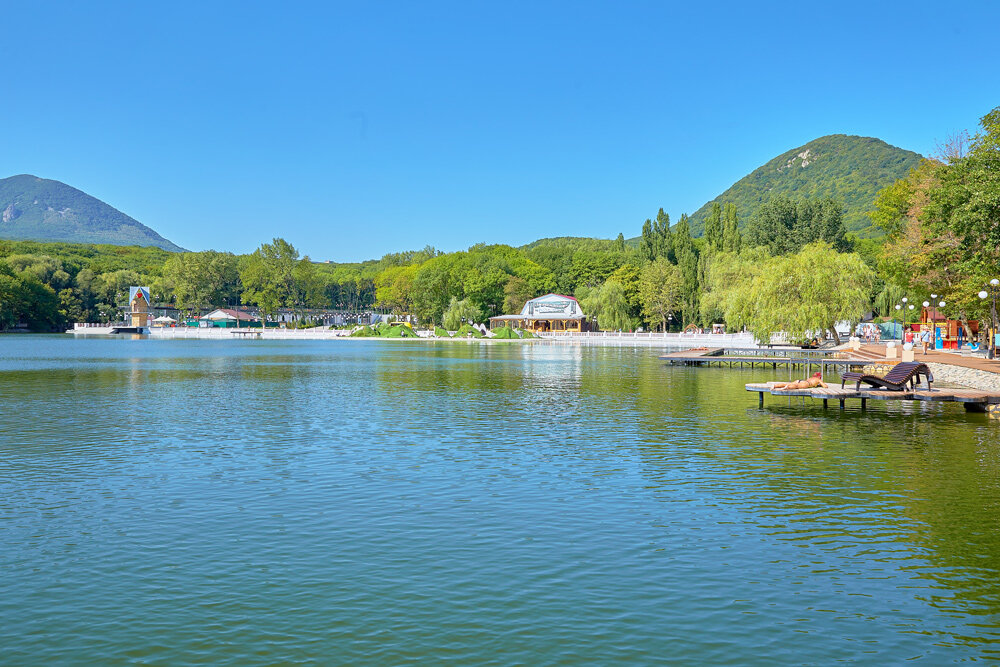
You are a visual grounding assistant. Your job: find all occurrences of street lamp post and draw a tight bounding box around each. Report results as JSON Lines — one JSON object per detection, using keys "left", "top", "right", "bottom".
{"left": 901, "top": 297, "right": 909, "bottom": 341}
{"left": 978, "top": 279, "right": 999, "bottom": 359}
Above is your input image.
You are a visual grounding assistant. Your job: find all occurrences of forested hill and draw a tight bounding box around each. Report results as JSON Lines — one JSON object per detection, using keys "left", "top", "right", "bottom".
{"left": 686, "top": 135, "right": 922, "bottom": 236}
{"left": 0, "top": 174, "right": 184, "bottom": 251}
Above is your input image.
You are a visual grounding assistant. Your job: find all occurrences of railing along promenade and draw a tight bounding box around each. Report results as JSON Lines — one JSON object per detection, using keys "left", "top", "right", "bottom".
{"left": 534, "top": 331, "right": 758, "bottom": 347}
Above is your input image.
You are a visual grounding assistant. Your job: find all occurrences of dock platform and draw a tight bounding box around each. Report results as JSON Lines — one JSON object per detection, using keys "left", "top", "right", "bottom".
{"left": 661, "top": 347, "right": 886, "bottom": 372}
{"left": 747, "top": 381, "right": 1000, "bottom": 412}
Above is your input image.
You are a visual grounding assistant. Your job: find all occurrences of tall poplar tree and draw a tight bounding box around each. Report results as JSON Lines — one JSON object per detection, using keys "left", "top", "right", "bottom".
{"left": 722, "top": 202, "right": 742, "bottom": 252}
{"left": 704, "top": 202, "right": 724, "bottom": 251}
{"left": 639, "top": 209, "right": 673, "bottom": 262}
{"left": 655, "top": 208, "right": 674, "bottom": 263}
{"left": 672, "top": 214, "right": 699, "bottom": 325}
{"left": 639, "top": 218, "right": 656, "bottom": 262}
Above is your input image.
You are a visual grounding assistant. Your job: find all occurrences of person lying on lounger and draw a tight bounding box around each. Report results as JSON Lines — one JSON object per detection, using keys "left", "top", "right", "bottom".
{"left": 773, "top": 371, "right": 828, "bottom": 390}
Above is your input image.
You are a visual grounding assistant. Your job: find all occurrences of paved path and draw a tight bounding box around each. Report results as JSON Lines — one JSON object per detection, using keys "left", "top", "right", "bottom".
{"left": 859, "top": 344, "right": 1000, "bottom": 374}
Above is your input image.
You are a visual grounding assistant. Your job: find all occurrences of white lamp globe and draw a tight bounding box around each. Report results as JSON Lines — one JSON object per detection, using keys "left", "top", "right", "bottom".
{"left": 895, "top": 305, "right": 902, "bottom": 310}
{"left": 932, "top": 293, "right": 938, "bottom": 299}
{"left": 992, "top": 279, "right": 999, "bottom": 286}
{"left": 923, "top": 301, "right": 930, "bottom": 307}
{"left": 980, "top": 291, "right": 989, "bottom": 299}
{"left": 940, "top": 301, "right": 946, "bottom": 307}
{"left": 902, "top": 297, "right": 908, "bottom": 303}
{"left": 909, "top": 304, "right": 915, "bottom": 310}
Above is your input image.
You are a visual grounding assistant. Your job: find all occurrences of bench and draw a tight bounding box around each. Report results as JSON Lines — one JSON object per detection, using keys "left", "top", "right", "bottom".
{"left": 841, "top": 361, "right": 933, "bottom": 391}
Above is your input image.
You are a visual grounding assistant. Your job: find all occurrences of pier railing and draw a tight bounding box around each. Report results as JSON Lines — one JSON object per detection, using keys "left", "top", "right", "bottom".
{"left": 534, "top": 331, "right": 758, "bottom": 347}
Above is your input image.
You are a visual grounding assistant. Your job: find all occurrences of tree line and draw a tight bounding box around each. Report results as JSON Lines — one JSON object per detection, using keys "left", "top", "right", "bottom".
{"left": 2, "top": 105, "right": 996, "bottom": 344}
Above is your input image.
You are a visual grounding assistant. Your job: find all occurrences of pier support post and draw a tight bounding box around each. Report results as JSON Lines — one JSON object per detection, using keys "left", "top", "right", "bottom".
{"left": 758, "top": 392, "right": 764, "bottom": 408}
{"left": 861, "top": 397, "right": 867, "bottom": 411}
{"left": 839, "top": 399, "right": 845, "bottom": 411}
{"left": 823, "top": 398, "right": 828, "bottom": 409}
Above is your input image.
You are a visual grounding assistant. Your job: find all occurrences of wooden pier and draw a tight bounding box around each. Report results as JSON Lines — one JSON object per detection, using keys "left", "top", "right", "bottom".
{"left": 747, "top": 381, "right": 1000, "bottom": 413}
{"left": 661, "top": 347, "right": 887, "bottom": 375}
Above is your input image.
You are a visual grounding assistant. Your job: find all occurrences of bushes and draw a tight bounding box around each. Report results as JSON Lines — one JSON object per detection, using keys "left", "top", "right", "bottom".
{"left": 491, "top": 326, "right": 519, "bottom": 339}
{"left": 455, "top": 324, "right": 484, "bottom": 338}
{"left": 381, "top": 324, "right": 418, "bottom": 338}
{"left": 434, "top": 326, "right": 451, "bottom": 338}
{"left": 351, "top": 323, "right": 419, "bottom": 338}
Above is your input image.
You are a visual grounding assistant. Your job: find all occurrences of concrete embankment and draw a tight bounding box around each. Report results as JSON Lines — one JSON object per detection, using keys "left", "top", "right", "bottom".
{"left": 926, "top": 362, "right": 1000, "bottom": 393}
{"left": 145, "top": 328, "right": 759, "bottom": 348}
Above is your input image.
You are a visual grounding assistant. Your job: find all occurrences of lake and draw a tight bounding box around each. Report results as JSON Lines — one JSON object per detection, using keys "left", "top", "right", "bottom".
{"left": 2, "top": 335, "right": 1000, "bottom": 663}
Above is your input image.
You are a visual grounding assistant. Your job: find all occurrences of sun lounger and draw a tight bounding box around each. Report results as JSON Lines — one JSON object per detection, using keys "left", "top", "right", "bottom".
{"left": 841, "top": 361, "right": 933, "bottom": 391}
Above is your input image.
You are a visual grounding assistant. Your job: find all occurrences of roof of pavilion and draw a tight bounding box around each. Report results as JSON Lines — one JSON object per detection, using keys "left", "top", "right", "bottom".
{"left": 489, "top": 314, "right": 585, "bottom": 321}
{"left": 488, "top": 293, "right": 587, "bottom": 321}
{"left": 201, "top": 308, "right": 257, "bottom": 321}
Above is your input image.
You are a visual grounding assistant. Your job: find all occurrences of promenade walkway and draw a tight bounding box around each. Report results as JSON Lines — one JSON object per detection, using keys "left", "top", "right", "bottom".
{"left": 859, "top": 344, "right": 1000, "bottom": 374}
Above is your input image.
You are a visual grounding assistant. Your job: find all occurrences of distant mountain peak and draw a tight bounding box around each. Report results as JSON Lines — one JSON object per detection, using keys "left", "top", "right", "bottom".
{"left": 0, "top": 174, "right": 184, "bottom": 251}
{"left": 686, "top": 134, "right": 922, "bottom": 237}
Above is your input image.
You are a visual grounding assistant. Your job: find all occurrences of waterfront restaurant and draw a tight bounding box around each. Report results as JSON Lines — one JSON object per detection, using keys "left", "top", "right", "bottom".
{"left": 489, "top": 293, "right": 589, "bottom": 332}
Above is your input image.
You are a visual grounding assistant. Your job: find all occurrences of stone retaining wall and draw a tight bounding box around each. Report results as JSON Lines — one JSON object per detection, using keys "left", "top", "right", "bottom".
{"left": 925, "top": 362, "right": 1000, "bottom": 393}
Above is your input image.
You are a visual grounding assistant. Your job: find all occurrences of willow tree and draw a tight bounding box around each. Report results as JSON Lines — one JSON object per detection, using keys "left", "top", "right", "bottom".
{"left": 442, "top": 296, "right": 479, "bottom": 330}
{"left": 639, "top": 258, "right": 682, "bottom": 331}
{"left": 723, "top": 242, "right": 873, "bottom": 345}
{"left": 581, "top": 279, "right": 634, "bottom": 331}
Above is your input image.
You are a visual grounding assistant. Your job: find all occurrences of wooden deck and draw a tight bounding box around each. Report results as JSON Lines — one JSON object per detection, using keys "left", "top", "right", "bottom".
{"left": 746, "top": 381, "right": 1000, "bottom": 412}
{"left": 662, "top": 350, "right": 869, "bottom": 372}
{"left": 660, "top": 347, "right": 724, "bottom": 358}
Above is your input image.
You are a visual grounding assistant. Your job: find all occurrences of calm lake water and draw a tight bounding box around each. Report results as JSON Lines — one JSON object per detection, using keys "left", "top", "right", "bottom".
{"left": 2, "top": 335, "right": 1000, "bottom": 664}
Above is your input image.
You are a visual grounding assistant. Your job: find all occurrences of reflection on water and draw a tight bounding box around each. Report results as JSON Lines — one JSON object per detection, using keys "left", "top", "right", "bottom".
{"left": 1, "top": 335, "right": 1000, "bottom": 663}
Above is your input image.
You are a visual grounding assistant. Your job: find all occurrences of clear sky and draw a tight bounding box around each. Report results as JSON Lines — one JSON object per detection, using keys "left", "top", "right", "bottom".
{"left": 1, "top": 1, "right": 997, "bottom": 261}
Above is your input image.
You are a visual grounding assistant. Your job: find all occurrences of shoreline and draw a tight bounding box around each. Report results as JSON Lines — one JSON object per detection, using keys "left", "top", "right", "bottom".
{"left": 44, "top": 329, "right": 1000, "bottom": 393}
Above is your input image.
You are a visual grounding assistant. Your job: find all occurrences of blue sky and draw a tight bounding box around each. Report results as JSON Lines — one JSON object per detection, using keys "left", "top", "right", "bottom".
{"left": 1, "top": 1, "right": 997, "bottom": 261}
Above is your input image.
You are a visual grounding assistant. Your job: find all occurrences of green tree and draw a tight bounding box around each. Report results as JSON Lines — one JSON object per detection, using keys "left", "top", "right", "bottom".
{"left": 639, "top": 209, "right": 672, "bottom": 262}
{"left": 442, "top": 296, "right": 479, "bottom": 330}
{"left": 926, "top": 105, "right": 1000, "bottom": 270}
{"left": 655, "top": 208, "right": 673, "bottom": 263}
{"left": 292, "top": 257, "right": 329, "bottom": 314}
{"left": 614, "top": 233, "right": 625, "bottom": 253}
{"left": 581, "top": 279, "right": 634, "bottom": 331}
{"left": 672, "top": 214, "right": 699, "bottom": 325}
{"left": 745, "top": 196, "right": 849, "bottom": 255}
{"left": 608, "top": 263, "right": 642, "bottom": 325}
{"left": 375, "top": 264, "right": 419, "bottom": 314}
{"left": 704, "top": 202, "right": 723, "bottom": 252}
{"left": 503, "top": 276, "right": 534, "bottom": 314}
{"left": 0, "top": 264, "right": 27, "bottom": 329}
{"left": 719, "top": 242, "right": 873, "bottom": 345}
{"left": 638, "top": 258, "right": 683, "bottom": 331}
{"left": 722, "top": 202, "right": 741, "bottom": 252}
{"left": 239, "top": 238, "right": 299, "bottom": 326}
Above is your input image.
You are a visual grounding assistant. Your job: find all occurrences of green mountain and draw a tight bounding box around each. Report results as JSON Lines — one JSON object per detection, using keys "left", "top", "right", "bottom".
{"left": 686, "top": 135, "right": 923, "bottom": 237}
{"left": 0, "top": 174, "right": 184, "bottom": 251}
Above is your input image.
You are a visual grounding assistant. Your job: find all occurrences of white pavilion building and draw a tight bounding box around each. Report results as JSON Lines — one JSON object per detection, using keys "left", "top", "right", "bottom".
{"left": 488, "top": 293, "right": 589, "bottom": 332}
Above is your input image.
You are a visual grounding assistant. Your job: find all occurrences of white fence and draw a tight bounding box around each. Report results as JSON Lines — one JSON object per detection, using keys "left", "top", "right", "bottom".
{"left": 148, "top": 327, "right": 352, "bottom": 340}
{"left": 137, "top": 326, "right": 762, "bottom": 348}
{"left": 534, "top": 331, "right": 758, "bottom": 347}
